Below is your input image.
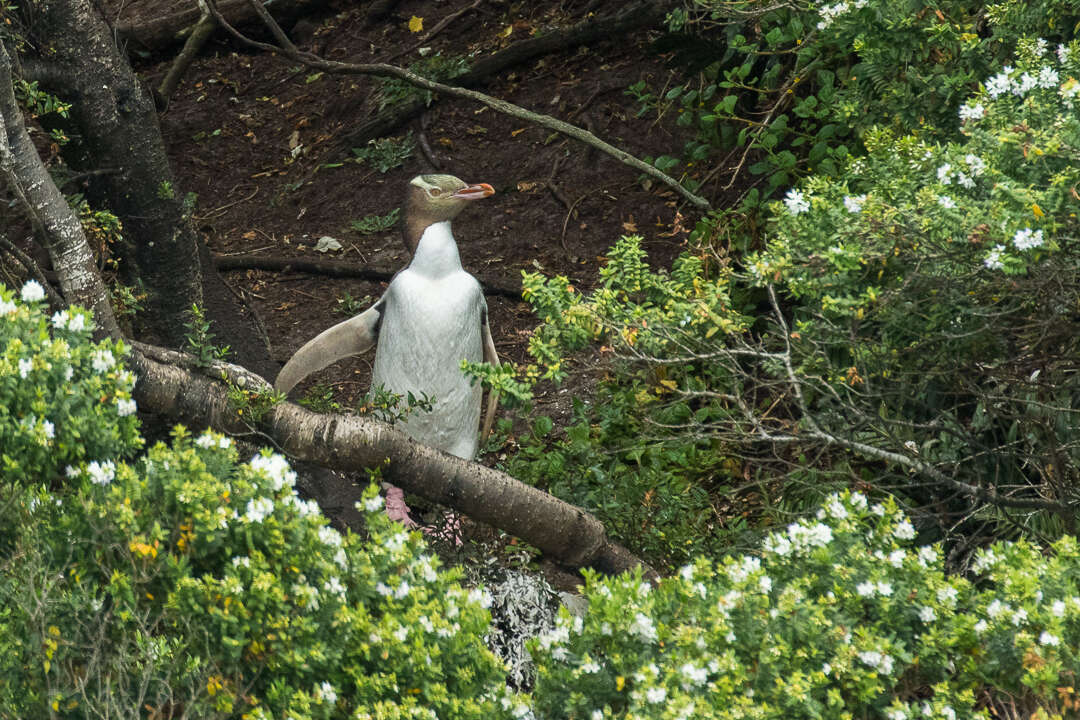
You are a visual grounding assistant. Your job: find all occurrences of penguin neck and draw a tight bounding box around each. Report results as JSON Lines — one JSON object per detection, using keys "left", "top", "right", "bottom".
{"left": 408, "top": 221, "right": 462, "bottom": 278}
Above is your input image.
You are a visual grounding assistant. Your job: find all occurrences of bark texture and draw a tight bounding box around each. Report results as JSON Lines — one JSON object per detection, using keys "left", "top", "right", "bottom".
{"left": 0, "top": 42, "right": 118, "bottom": 335}
{"left": 115, "top": 0, "right": 327, "bottom": 50}
{"left": 131, "top": 342, "right": 653, "bottom": 578}
{"left": 32, "top": 0, "right": 204, "bottom": 345}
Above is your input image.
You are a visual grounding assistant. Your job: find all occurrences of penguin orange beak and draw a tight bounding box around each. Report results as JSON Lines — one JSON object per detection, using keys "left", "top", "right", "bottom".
{"left": 452, "top": 183, "right": 495, "bottom": 201}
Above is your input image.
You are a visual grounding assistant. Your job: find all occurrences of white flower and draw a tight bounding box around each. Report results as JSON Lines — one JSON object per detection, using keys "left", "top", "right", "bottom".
{"left": 249, "top": 452, "right": 297, "bottom": 491}
{"left": 87, "top": 460, "right": 116, "bottom": 486}
{"left": 870, "top": 503, "right": 885, "bottom": 516}
{"left": 51, "top": 310, "right": 69, "bottom": 329}
{"left": 91, "top": 349, "right": 115, "bottom": 374}
{"left": 1016, "top": 72, "right": 1038, "bottom": 95}
{"left": 591, "top": 712, "right": 603, "bottom": 720}
{"left": 1038, "top": 65, "right": 1060, "bottom": 89}
{"left": 986, "top": 599, "right": 1008, "bottom": 618}
{"left": 885, "top": 709, "right": 908, "bottom": 720}
{"left": 68, "top": 312, "right": 87, "bottom": 332}
{"left": 1052, "top": 600, "right": 1066, "bottom": 617}
{"left": 680, "top": 564, "right": 695, "bottom": 581}
{"left": 393, "top": 625, "right": 409, "bottom": 642}
{"left": 759, "top": 575, "right": 772, "bottom": 593}
{"left": 918, "top": 546, "right": 938, "bottom": 566}
{"left": 20, "top": 280, "right": 45, "bottom": 303}
{"left": 680, "top": 662, "right": 707, "bottom": 687}
{"left": 195, "top": 434, "right": 216, "bottom": 449}
{"left": 324, "top": 576, "right": 346, "bottom": 597}
{"left": 893, "top": 520, "right": 916, "bottom": 540}
{"left": 580, "top": 659, "right": 601, "bottom": 674}
{"left": 319, "top": 525, "right": 342, "bottom": 547}
{"left": 1039, "top": 631, "right": 1061, "bottom": 647}
{"left": 876, "top": 582, "right": 893, "bottom": 597}
{"left": 645, "top": 687, "right": 667, "bottom": 704}
{"left": 964, "top": 153, "right": 986, "bottom": 175}
{"left": 375, "top": 582, "right": 391, "bottom": 596}
{"left": 857, "top": 581, "right": 876, "bottom": 597}
{"left": 1034, "top": 38, "right": 1049, "bottom": 56}
{"left": 983, "top": 244, "right": 1006, "bottom": 271}
{"left": 918, "top": 606, "right": 936, "bottom": 623}
{"left": 764, "top": 532, "right": 792, "bottom": 556}
{"left": 956, "top": 172, "right": 975, "bottom": 189}
{"left": 986, "top": 71, "right": 1014, "bottom": 98}
{"left": 937, "top": 195, "right": 956, "bottom": 209}
{"left": 1012, "top": 227, "right": 1044, "bottom": 250}
{"left": 244, "top": 496, "right": 275, "bottom": 523}
{"left": 630, "top": 612, "right": 658, "bottom": 642}
{"left": 364, "top": 494, "right": 385, "bottom": 512}
{"left": 316, "top": 681, "right": 338, "bottom": 704}
{"left": 936, "top": 163, "right": 952, "bottom": 184}
{"left": 974, "top": 619, "right": 989, "bottom": 633}
{"left": 18, "top": 358, "right": 32, "bottom": 378}
{"left": 1012, "top": 608, "right": 1028, "bottom": 626}
{"left": 116, "top": 398, "right": 137, "bottom": 417}
{"left": 783, "top": 188, "right": 810, "bottom": 215}
{"left": 844, "top": 194, "right": 866, "bottom": 213}
{"left": 41, "top": 420, "right": 55, "bottom": 440}
{"left": 468, "top": 587, "right": 493, "bottom": 609}
{"left": 231, "top": 556, "right": 250, "bottom": 568}
{"left": 959, "top": 101, "right": 985, "bottom": 121}
{"left": 1058, "top": 44, "right": 1071, "bottom": 63}
{"left": 888, "top": 550, "right": 906, "bottom": 567}
{"left": 937, "top": 586, "right": 959, "bottom": 606}
{"left": 849, "top": 493, "right": 868, "bottom": 510}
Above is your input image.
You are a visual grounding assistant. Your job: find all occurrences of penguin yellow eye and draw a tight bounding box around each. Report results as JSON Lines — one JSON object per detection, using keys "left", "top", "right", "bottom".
{"left": 429, "top": 188, "right": 442, "bottom": 197}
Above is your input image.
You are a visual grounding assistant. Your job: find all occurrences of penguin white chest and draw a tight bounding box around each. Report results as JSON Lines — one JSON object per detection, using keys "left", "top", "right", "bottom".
{"left": 371, "top": 222, "right": 486, "bottom": 458}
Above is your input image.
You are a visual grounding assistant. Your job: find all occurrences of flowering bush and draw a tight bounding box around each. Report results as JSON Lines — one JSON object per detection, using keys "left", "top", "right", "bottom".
{"left": 0, "top": 290, "right": 519, "bottom": 718}
{"left": 531, "top": 492, "right": 1080, "bottom": 719}
{"left": 742, "top": 41, "right": 1080, "bottom": 528}
{"left": 639, "top": 0, "right": 1078, "bottom": 208}
{"left": 0, "top": 281, "right": 141, "bottom": 485}
{"left": 0, "top": 430, "right": 518, "bottom": 719}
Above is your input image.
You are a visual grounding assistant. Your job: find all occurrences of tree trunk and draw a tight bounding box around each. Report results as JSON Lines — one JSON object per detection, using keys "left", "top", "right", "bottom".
{"left": 0, "top": 41, "right": 118, "bottom": 335}
{"left": 26, "top": 0, "right": 278, "bottom": 378}
{"left": 29, "top": 0, "right": 204, "bottom": 346}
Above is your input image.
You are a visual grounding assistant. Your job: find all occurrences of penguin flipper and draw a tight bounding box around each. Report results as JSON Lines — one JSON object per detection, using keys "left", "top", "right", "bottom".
{"left": 275, "top": 303, "right": 382, "bottom": 395}
{"left": 479, "top": 308, "right": 500, "bottom": 445}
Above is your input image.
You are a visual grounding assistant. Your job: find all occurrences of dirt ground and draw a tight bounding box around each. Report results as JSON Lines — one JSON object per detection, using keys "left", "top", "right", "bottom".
{"left": 105, "top": 0, "right": 700, "bottom": 438}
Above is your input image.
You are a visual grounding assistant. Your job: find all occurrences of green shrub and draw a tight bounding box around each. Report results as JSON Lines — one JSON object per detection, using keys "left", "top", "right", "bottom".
{"left": 531, "top": 491, "right": 1080, "bottom": 719}
{"left": 641, "top": 0, "right": 1079, "bottom": 210}
{"left": 0, "top": 281, "right": 141, "bottom": 486}
{"left": 0, "top": 290, "right": 520, "bottom": 719}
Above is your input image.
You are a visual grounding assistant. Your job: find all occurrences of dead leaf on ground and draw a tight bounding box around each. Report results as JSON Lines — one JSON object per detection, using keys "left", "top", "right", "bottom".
{"left": 408, "top": 16, "right": 423, "bottom": 32}
{"left": 622, "top": 216, "right": 637, "bottom": 233}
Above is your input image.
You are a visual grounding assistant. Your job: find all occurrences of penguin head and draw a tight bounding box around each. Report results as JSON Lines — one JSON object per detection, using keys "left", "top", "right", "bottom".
{"left": 403, "top": 174, "right": 494, "bottom": 253}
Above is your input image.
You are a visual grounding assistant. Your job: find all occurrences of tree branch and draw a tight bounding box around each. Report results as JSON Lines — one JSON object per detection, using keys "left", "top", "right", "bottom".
{"left": 205, "top": 0, "right": 711, "bottom": 210}
{"left": 129, "top": 341, "right": 655, "bottom": 578}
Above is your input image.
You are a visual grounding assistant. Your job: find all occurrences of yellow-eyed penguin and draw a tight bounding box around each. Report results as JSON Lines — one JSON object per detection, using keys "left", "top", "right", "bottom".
{"left": 274, "top": 174, "right": 500, "bottom": 460}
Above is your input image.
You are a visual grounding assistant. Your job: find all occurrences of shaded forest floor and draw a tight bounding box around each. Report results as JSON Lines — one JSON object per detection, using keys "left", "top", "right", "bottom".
{"left": 121, "top": 0, "right": 698, "bottom": 409}
{"left": 99, "top": 0, "right": 722, "bottom": 560}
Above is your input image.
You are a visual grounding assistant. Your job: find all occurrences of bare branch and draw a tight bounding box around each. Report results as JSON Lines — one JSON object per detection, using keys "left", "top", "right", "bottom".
{"left": 204, "top": 0, "right": 711, "bottom": 211}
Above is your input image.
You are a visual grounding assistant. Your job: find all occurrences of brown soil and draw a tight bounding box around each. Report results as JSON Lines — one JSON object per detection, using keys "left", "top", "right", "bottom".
{"left": 108, "top": 0, "right": 701, "bottom": 432}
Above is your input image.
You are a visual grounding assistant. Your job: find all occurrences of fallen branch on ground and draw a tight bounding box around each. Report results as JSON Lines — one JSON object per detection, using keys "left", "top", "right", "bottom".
{"left": 206, "top": 0, "right": 710, "bottom": 210}
{"left": 131, "top": 341, "right": 655, "bottom": 578}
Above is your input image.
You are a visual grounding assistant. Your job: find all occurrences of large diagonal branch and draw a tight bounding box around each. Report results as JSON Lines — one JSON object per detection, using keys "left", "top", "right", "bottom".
{"left": 130, "top": 342, "right": 654, "bottom": 578}
{"left": 205, "top": 0, "right": 711, "bottom": 211}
